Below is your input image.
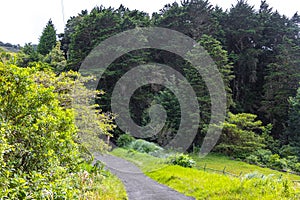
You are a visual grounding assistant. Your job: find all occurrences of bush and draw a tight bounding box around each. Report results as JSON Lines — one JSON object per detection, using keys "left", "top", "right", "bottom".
{"left": 129, "top": 139, "right": 163, "bottom": 154}
{"left": 245, "top": 154, "right": 260, "bottom": 165}
{"left": 293, "top": 163, "right": 300, "bottom": 172}
{"left": 245, "top": 149, "right": 273, "bottom": 166}
{"left": 0, "top": 63, "right": 121, "bottom": 199}
{"left": 267, "top": 154, "right": 288, "bottom": 170}
{"left": 116, "top": 133, "right": 135, "bottom": 147}
{"left": 214, "top": 113, "right": 268, "bottom": 159}
{"left": 167, "top": 153, "right": 195, "bottom": 168}
{"left": 246, "top": 150, "right": 300, "bottom": 173}
{"left": 280, "top": 145, "right": 298, "bottom": 158}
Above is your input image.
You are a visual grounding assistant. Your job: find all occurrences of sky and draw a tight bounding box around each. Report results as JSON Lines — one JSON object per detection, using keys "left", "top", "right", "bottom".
{"left": 0, "top": 0, "right": 299, "bottom": 45}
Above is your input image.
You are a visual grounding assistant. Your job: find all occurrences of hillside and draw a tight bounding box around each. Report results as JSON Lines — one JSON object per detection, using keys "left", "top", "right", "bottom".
{"left": 0, "top": 41, "right": 20, "bottom": 52}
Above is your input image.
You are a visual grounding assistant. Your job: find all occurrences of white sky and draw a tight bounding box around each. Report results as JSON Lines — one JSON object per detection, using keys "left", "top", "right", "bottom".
{"left": 0, "top": 0, "right": 299, "bottom": 45}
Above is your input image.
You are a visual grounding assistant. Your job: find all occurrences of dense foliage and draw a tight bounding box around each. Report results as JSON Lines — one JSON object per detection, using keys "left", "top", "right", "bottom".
{"left": 215, "top": 112, "right": 270, "bottom": 159}
{"left": 1, "top": 0, "right": 300, "bottom": 198}
{"left": 57, "top": 0, "right": 300, "bottom": 166}
{"left": 0, "top": 52, "right": 124, "bottom": 198}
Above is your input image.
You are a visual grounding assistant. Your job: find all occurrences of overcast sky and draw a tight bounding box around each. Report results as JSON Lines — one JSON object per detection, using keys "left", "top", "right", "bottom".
{"left": 0, "top": 0, "right": 299, "bottom": 45}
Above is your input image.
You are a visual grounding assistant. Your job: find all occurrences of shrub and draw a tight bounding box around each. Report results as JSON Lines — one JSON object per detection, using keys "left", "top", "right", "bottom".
{"left": 293, "top": 163, "right": 300, "bottom": 172}
{"left": 129, "top": 139, "right": 163, "bottom": 154}
{"left": 280, "top": 145, "right": 298, "bottom": 158}
{"left": 214, "top": 113, "right": 269, "bottom": 159}
{"left": 267, "top": 154, "right": 288, "bottom": 170}
{"left": 245, "top": 154, "right": 260, "bottom": 165}
{"left": 167, "top": 153, "right": 195, "bottom": 168}
{"left": 0, "top": 63, "right": 121, "bottom": 199}
{"left": 245, "top": 149, "right": 273, "bottom": 166}
{"left": 116, "top": 133, "right": 135, "bottom": 147}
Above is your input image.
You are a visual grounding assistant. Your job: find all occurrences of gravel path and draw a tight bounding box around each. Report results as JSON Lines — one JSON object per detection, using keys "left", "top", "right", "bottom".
{"left": 94, "top": 153, "right": 195, "bottom": 200}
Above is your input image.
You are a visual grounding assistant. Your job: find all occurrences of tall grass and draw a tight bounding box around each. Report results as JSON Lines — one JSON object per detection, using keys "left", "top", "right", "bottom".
{"left": 147, "top": 165, "right": 298, "bottom": 199}
{"left": 112, "top": 148, "right": 300, "bottom": 200}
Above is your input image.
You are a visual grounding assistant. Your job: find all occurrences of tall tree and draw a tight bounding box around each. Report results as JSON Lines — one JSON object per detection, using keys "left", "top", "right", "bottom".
{"left": 153, "top": 0, "right": 217, "bottom": 40}
{"left": 221, "top": 0, "right": 261, "bottom": 112}
{"left": 37, "top": 19, "right": 57, "bottom": 55}
{"left": 286, "top": 85, "right": 300, "bottom": 156}
{"left": 150, "top": 35, "right": 234, "bottom": 146}
{"left": 67, "top": 6, "right": 150, "bottom": 70}
{"left": 262, "top": 38, "right": 300, "bottom": 140}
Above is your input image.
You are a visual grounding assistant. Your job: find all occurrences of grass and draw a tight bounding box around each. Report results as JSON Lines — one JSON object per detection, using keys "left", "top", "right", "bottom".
{"left": 191, "top": 153, "right": 300, "bottom": 181}
{"left": 147, "top": 165, "right": 298, "bottom": 199}
{"left": 111, "top": 148, "right": 300, "bottom": 200}
{"left": 77, "top": 161, "right": 128, "bottom": 200}
{"left": 90, "top": 173, "right": 128, "bottom": 200}
{"left": 112, "top": 148, "right": 166, "bottom": 173}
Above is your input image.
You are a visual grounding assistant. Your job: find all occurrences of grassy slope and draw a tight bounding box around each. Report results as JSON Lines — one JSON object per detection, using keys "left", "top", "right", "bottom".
{"left": 112, "top": 148, "right": 300, "bottom": 200}
{"left": 192, "top": 154, "right": 300, "bottom": 181}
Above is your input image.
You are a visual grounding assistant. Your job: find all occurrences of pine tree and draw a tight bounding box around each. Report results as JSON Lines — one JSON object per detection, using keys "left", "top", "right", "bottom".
{"left": 222, "top": 0, "right": 261, "bottom": 112}
{"left": 37, "top": 19, "right": 57, "bottom": 55}
{"left": 287, "top": 85, "right": 300, "bottom": 145}
{"left": 154, "top": 0, "right": 217, "bottom": 40}
{"left": 262, "top": 38, "right": 300, "bottom": 140}
{"left": 44, "top": 41, "right": 67, "bottom": 72}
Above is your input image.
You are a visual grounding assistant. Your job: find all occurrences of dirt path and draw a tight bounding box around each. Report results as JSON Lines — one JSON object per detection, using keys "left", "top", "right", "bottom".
{"left": 94, "top": 153, "right": 195, "bottom": 200}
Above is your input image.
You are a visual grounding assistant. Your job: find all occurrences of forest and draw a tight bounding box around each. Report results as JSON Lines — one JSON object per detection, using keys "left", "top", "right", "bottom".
{"left": 0, "top": 0, "right": 300, "bottom": 199}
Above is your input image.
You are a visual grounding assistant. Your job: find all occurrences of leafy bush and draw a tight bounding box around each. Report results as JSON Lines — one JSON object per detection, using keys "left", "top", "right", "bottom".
{"left": 293, "top": 163, "right": 300, "bottom": 172}
{"left": 0, "top": 62, "right": 123, "bottom": 199}
{"left": 267, "top": 154, "right": 288, "bottom": 170}
{"left": 280, "top": 145, "right": 299, "bottom": 158}
{"left": 245, "top": 154, "right": 260, "bottom": 165}
{"left": 244, "top": 172, "right": 274, "bottom": 180}
{"left": 214, "top": 113, "right": 269, "bottom": 159}
{"left": 245, "top": 150, "right": 300, "bottom": 173}
{"left": 129, "top": 139, "right": 163, "bottom": 154}
{"left": 167, "top": 153, "right": 195, "bottom": 168}
{"left": 117, "top": 133, "right": 135, "bottom": 147}
{"left": 245, "top": 149, "right": 273, "bottom": 165}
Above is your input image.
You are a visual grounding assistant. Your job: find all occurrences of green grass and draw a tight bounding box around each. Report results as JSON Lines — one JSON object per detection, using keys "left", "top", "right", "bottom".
{"left": 112, "top": 148, "right": 166, "bottom": 172}
{"left": 192, "top": 153, "right": 300, "bottom": 181}
{"left": 77, "top": 161, "right": 128, "bottom": 199}
{"left": 77, "top": 170, "right": 128, "bottom": 200}
{"left": 92, "top": 173, "right": 128, "bottom": 200}
{"left": 148, "top": 165, "right": 298, "bottom": 200}
{"left": 111, "top": 148, "right": 300, "bottom": 200}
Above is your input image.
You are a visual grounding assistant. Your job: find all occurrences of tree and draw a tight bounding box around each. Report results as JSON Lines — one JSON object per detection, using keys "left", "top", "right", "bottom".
{"left": 221, "top": 0, "right": 261, "bottom": 112}
{"left": 66, "top": 6, "right": 150, "bottom": 71}
{"left": 37, "top": 19, "right": 57, "bottom": 55}
{"left": 215, "top": 112, "right": 271, "bottom": 159}
{"left": 67, "top": 7, "right": 122, "bottom": 70}
{"left": 286, "top": 85, "right": 300, "bottom": 156}
{"left": 147, "top": 35, "right": 234, "bottom": 147}
{"left": 44, "top": 41, "right": 67, "bottom": 72}
{"left": 261, "top": 38, "right": 300, "bottom": 140}
{"left": 17, "top": 43, "right": 41, "bottom": 67}
{"left": 153, "top": 0, "right": 217, "bottom": 40}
